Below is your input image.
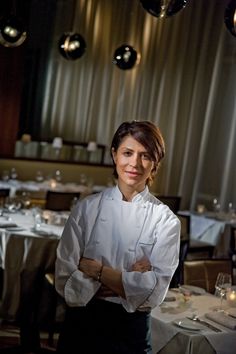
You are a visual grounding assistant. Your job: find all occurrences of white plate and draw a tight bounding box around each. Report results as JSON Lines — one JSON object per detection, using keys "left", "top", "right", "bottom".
{"left": 6, "top": 226, "right": 24, "bottom": 232}
{"left": 180, "top": 285, "right": 206, "bottom": 295}
{"left": 174, "top": 318, "right": 204, "bottom": 331}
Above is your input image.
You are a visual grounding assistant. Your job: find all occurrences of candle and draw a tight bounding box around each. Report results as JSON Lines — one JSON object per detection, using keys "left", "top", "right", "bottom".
{"left": 227, "top": 290, "right": 236, "bottom": 307}
{"left": 50, "top": 179, "right": 57, "bottom": 189}
{"left": 197, "top": 204, "right": 205, "bottom": 213}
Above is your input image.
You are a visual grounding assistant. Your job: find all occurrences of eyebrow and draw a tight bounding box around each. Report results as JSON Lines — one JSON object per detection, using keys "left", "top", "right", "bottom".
{"left": 120, "top": 146, "right": 148, "bottom": 152}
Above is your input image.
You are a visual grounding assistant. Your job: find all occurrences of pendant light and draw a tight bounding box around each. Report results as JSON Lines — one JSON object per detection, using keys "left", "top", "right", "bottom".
{"left": 0, "top": 0, "right": 27, "bottom": 48}
{"left": 58, "top": 1, "right": 86, "bottom": 60}
{"left": 112, "top": 44, "right": 140, "bottom": 70}
{"left": 224, "top": 0, "right": 236, "bottom": 37}
{"left": 140, "top": 0, "right": 188, "bottom": 18}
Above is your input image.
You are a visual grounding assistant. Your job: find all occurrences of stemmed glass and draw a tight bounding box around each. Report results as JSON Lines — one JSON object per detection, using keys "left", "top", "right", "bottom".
{"left": 212, "top": 198, "right": 221, "bottom": 213}
{"left": 214, "top": 272, "right": 232, "bottom": 311}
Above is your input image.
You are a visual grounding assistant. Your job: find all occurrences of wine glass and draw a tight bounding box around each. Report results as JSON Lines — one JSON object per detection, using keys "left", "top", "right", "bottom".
{"left": 212, "top": 198, "right": 221, "bottom": 213}
{"left": 214, "top": 272, "right": 232, "bottom": 311}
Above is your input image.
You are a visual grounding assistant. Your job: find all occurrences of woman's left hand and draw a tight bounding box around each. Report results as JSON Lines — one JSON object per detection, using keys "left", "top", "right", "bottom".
{"left": 132, "top": 258, "right": 152, "bottom": 272}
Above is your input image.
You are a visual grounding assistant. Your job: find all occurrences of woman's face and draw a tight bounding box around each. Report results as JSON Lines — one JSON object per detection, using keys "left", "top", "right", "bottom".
{"left": 112, "top": 135, "right": 155, "bottom": 192}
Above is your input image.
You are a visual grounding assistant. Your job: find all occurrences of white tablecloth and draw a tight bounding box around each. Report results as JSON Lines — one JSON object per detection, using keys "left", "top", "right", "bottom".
{"left": 151, "top": 290, "right": 236, "bottom": 354}
{"left": 0, "top": 179, "right": 92, "bottom": 199}
{"left": 0, "top": 210, "right": 63, "bottom": 320}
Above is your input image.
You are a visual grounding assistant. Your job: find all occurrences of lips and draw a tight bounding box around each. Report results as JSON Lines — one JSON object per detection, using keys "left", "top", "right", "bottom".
{"left": 125, "top": 171, "right": 140, "bottom": 177}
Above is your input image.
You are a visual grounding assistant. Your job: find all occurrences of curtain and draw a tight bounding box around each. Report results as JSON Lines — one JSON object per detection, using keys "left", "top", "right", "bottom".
{"left": 40, "top": 0, "right": 236, "bottom": 211}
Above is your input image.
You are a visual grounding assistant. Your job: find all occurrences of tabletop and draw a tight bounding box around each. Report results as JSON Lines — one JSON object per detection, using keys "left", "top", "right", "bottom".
{"left": 151, "top": 288, "right": 236, "bottom": 354}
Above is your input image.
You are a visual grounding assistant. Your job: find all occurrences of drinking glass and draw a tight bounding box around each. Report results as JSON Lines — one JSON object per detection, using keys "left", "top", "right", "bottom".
{"left": 214, "top": 272, "right": 232, "bottom": 310}
{"left": 212, "top": 198, "right": 221, "bottom": 213}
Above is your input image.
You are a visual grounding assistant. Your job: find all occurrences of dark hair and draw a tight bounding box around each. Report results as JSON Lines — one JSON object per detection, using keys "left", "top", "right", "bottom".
{"left": 110, "top": 120, "right": 165, "bottom": 186}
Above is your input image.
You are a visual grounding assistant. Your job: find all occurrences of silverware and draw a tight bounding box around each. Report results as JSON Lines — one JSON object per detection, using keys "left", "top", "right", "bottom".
{"left": 186, "top": 316, "right": 222, "bottom": 332}
{"left": 223, "top": 310, "right": 236, "bottom": 319}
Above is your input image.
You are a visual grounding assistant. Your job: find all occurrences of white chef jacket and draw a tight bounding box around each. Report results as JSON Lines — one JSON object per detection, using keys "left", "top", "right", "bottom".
{"left": 55, "top": 185, "right": 180, "bottom": 313}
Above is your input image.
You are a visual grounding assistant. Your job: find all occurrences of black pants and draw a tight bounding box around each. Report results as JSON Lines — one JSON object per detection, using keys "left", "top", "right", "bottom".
{"left": 56, "top": 298, "right": 152, "bottom": 354}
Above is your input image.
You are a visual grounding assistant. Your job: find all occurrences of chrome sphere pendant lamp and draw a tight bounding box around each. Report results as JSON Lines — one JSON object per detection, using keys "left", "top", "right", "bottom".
{"left": 0, "top": 0, "right": 27, "bottom": 47}
{"left": 224, "top": 0, "right": 236, "bottom": 37}
{"left": 140, "top": 0, "right": 188, "bottom": 18}
{"left": 112, "top": 44, "right": 141, "bottom": 70}
{"left": 58, "top": 1, "right": 86, "bottom": 60}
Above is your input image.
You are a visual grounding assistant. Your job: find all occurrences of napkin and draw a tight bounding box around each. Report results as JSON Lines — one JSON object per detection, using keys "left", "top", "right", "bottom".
{"left": 31, "top": 226, "right": 59, "bottom": 237}
{"left": 205, "top": 311, "right": 236, "bottom": 330}
{"left": 0, "top": 222, "right": 18, "bottom": 228}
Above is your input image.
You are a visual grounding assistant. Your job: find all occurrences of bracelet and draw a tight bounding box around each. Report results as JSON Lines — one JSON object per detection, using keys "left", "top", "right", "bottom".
{"left": 97, "top": 265, "right": 103, "bottom": 282}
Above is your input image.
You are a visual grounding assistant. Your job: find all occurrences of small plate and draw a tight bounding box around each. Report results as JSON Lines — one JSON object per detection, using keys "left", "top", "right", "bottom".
{"left": 174, "top": 318, "right": 204, "bottom": 331}
{"left": 6, "top": 226, "right": 24, "bottom": 232}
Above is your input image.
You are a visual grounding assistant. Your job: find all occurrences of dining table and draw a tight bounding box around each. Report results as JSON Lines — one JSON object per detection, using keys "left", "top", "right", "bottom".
{"left": 0, "top": 208, "right": 65, "bottom": 321}
{"left": 179, "top": 210, "right": 236, "bottom": 258}
{"left": 0, "top": 178, "right": 93, "bottom": 199}
{"left": 0, "top": 207, "right": 67, "bottom": 351}
{"left": 151, "top": 286, "right": 236, "bottom": 354}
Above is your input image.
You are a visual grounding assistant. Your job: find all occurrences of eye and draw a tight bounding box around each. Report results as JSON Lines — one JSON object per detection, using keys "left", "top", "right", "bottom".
{"left": 123, "top": 151, "right": 132, "bottom": 156}
{"left": 141, "top": 153, "right": 151, "bottom": 160}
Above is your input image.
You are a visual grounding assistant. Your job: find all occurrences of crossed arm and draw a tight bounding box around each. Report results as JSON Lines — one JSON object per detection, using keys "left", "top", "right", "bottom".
{"left": 79, "top": 257, "right": 152, "bottom": 299}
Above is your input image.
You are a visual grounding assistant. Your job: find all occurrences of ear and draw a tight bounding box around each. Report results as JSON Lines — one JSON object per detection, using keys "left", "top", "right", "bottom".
{"left": 111, "top": 148, "right": 117, "bottom": 164}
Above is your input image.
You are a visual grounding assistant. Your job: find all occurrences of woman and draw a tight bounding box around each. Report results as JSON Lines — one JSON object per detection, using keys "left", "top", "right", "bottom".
{"left": 55, "top": 120, "right": 180, "bottom": 354}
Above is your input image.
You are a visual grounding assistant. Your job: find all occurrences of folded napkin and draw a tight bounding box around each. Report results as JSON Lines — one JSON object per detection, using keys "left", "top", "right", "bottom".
{"left": 0, "top": 222, "right": 18, "bottom": 228}
{"left": 205, "top": 311, "right": 236, "bottom": 330}
{"left": 31, "top": 226, "right": 59, "bottom": 237}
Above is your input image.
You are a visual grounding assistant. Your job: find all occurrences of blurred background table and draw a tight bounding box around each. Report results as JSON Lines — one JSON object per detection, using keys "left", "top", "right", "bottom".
{"left": 179, "top": 211, "right": 236, "bottom": 259}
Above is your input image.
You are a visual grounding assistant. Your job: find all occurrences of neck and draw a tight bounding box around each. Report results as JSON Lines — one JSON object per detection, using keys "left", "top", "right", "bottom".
{"left": 117, "top": 182, "right": 146, "bottom": 202}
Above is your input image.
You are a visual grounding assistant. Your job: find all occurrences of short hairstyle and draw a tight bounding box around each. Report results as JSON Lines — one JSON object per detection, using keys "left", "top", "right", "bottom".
{"left": 110, "top": 120, "right": 165, "bottom": 185}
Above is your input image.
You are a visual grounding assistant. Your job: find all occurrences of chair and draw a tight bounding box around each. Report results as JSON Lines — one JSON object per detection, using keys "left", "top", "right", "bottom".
{"left": 156, "top": 195, "right": 181, "bottom": 214}
{"left": 187, "top": 239, "right": 215, "bottom": 260}
{"left": 0, "top": 188, "right": 10, "bottom": 297}
{"left": 183, "top": 259, "right": 233, "bottom": 293}
{"left": 170, "top": 214, "right": 190, "bottom": 287}
{"left": 0, "top": 188, "right": 10, "bottom": 205}
{"left": 230, "top": 226, "right": 236, "bottom": 284}
{"left": 177, "top": 212, "right": 215, "bottom": 260}
{"left": 45, "top": 191, "right": 80, "bottom": 211}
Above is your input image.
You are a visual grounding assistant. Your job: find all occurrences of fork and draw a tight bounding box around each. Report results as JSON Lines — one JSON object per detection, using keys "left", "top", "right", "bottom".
{"left": 187, "top": 315, "right": 222, "bottom": 332}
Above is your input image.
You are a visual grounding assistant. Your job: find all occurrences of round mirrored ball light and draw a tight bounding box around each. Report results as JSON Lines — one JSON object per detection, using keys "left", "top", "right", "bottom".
{"left": 140, "top": 0, "right": 188, "bottom": 18}
{"left": 224, "top": 0, "right": 236, "bottom": 37}
{"left": 113, "top": 44, "right": 140, "bottom": 70}
{"left": 0, "top": 15, "right": 27, "bottom": 47}
{"left": 58, "top": 33, "right": 86, "bottom": 60}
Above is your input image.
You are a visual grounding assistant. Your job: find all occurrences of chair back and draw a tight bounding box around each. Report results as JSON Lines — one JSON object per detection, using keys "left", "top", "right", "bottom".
{"left": 45, "top": 191, "right": 80, "bottom": 211}
{"left": 170, "top": 214, "right": 190, "bottom": 287}
{"left": 230, "top": 226, "right": 236, "bottom": 284}
{"left": 156, "top": 195, "right": 181, "bottom": 214}
{"left": 184, "top": 259, "right": 232, "bottom": 293}
{"left": 0, "top": 188, "right": 10, "bottom": 206}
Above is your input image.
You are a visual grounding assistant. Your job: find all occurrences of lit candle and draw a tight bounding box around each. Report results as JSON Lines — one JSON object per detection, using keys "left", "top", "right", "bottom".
{"left": 50, "top": 179, "right": 57, "bottom": 189}
{"left": 227, "top": 290, "right": 236, "bottom": 307}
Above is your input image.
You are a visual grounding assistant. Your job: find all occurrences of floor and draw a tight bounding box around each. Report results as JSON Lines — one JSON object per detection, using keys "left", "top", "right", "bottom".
{"left": 0, "top": 321, "right": 58, "bottom": 354}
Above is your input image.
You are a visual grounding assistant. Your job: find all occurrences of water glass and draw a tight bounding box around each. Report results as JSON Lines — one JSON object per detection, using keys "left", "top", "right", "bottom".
{"left": 214, "top": 272, "right": 232, "bottom": 310}
{"left": 212, "top": 198, "right": 221, "bottom": 213}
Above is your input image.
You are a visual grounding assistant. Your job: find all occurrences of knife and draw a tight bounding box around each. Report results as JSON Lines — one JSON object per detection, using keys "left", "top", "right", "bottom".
{"left": 186, "top": 316, "right": 222, "bottom": 332}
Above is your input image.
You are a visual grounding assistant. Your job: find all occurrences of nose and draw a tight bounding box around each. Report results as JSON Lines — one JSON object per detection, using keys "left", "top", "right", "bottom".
{"left": 129, "top": 153, "right": 140, "bottom": 167}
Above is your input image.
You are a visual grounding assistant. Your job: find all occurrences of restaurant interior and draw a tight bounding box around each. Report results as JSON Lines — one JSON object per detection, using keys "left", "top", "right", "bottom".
{"left": 0, "top": 0, "right": 236, "bottom": 353}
